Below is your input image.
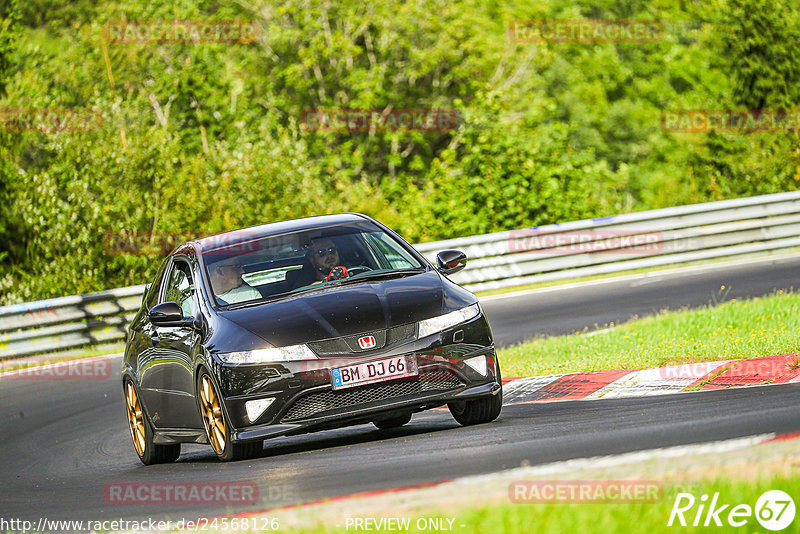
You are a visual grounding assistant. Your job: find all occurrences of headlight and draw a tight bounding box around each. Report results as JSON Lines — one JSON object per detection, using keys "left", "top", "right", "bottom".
{"left": 218, "top": 344, "right": 317, "bottom": 364}
{"left": 418, "top": 303, "right": 481, "bottom": 338}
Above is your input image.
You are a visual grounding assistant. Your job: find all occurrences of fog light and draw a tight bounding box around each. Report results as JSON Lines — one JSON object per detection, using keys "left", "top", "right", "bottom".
{"left": 464, "top": 355, "right": 487, "bottom": 376}
{"left": 245, "top": 398, "right": 275, "bottom": 423}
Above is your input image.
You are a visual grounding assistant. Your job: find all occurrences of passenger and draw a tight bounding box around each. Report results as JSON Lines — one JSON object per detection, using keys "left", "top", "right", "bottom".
{"left": 209, "top": 256, "right": 261, "bottom": 304}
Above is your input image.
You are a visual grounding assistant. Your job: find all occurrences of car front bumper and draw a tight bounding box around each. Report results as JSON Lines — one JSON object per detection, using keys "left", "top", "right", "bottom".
{"left": 211, "top": 316, "right": 501, "bottom": 442}
{"left": 234, "top": 377, "right": 500, "bottom": 442}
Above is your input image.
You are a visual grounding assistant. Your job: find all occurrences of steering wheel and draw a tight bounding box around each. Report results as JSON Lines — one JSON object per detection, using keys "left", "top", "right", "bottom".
{"left": 346, "top": 265, "right": 373, "bottom": 276}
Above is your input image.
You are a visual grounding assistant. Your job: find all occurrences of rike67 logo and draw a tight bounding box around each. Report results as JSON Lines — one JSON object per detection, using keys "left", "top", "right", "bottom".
{"left": 669, "top": 490, "right": 795, "bottom": 531}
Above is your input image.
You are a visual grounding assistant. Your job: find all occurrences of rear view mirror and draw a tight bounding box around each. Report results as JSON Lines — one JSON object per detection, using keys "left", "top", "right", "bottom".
{"left": 436, "top": 250, "right": 467, "bottom": 275}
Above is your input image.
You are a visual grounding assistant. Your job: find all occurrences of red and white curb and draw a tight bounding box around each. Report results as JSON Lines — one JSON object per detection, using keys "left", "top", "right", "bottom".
{"left": 502, "top": 353, "right": 800, "bottom": 405}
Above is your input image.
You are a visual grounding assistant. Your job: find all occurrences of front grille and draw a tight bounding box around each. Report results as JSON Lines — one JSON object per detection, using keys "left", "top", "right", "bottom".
{"left": 308, "top": 323, "right": 417, "bottom": 355}
{"left": 281, "top": 370, "right": 462, "bottom": 422}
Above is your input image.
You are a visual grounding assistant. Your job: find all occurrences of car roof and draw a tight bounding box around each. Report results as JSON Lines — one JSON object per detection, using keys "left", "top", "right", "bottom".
{"left": 192, "top": 213, "right": 370, "bottom": 253}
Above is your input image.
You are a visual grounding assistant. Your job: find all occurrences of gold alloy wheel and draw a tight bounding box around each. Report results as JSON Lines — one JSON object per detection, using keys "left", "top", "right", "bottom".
{"left": 125, "top": 382, "right": 146, "bottom": 456}
{"left": 200, "top": 375, "right": 227, "bottom": 454}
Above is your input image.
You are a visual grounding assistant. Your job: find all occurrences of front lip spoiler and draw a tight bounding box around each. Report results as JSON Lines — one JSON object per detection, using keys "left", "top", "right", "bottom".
{"left": 232, "top": 381, "right": 500, "bottom": 442}
{"left": 448, "top": 381, "right": 500, "bottom": 398}
{"left": 152, "top": 429, "right": 210, "bottom": 445}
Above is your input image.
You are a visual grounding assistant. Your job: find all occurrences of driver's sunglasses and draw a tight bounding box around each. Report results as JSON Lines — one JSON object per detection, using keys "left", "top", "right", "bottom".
{"left": 315, "top": 246, "right": 338, "bottom": 258}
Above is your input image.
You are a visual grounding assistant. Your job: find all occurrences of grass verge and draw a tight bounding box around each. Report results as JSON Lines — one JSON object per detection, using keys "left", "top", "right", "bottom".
{"left": 272, "top": 432, "right": 800, "bottom": 534}
{"left": 308, "top": 476, "right": 799, "bottom": 534}
{"left": 440, "top": 475, "right": 799, "bottom": 533}
{"left": 347, "top": 475, "right": 797, "bottom": 533}
{"left": 497, "top": 289, "right": 800, "bottom": 377}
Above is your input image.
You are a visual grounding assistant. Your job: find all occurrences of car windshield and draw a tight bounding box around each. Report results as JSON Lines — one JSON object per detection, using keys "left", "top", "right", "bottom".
{"left": 201, "top": 222, "right": 426, "bottom": 307}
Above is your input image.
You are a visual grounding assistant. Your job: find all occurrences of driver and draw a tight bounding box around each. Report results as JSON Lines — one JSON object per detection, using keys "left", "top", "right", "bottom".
{"left": 209, "top": 256, "right": 261, "bottom": 304}
{"left": 308, "top": 238, "right": 345, "bottom": 282}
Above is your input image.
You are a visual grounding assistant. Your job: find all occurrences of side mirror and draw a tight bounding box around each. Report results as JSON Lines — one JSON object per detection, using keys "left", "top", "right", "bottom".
{"left": 436, "top": 250, "right": 467, "bottom": 275}
{"left": 148, "top": 302, "right": 184, "bottom": 325}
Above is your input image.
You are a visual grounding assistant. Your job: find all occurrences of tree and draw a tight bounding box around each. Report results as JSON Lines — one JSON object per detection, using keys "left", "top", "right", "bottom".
{"left": 720, "top": 0, "right": 800, "bottom": 109}
{"left": 0, "top": 0, "right": 20, "bottom": 95}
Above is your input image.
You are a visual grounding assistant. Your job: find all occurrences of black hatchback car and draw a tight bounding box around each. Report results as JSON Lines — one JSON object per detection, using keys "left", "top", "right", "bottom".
{"left": 122, "top": 213, "right": 502, "bottom": 463}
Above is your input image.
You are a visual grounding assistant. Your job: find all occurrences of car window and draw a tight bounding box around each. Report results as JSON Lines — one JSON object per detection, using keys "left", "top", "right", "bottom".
{"left": 363, "top": 231, "right": 418, "bottom": 269}
{"left": 163, "top": 260, "right": 197, "bottom": 318}
{"left": 144, "top": 257, "right": 171, "bottom": 311}
{"left": 202, "top": 221, "right": 425, "bottom": 306}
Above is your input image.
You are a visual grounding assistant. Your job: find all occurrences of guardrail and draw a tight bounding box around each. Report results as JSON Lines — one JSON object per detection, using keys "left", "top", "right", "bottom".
{"left": 2, "top": 191, "right": 800, "bottom": 359}
{"left": 416, "top": 190, "right": 800, "bottom": 292}
{"left": 0, "top": 286, "right": 146, "bottom": 359}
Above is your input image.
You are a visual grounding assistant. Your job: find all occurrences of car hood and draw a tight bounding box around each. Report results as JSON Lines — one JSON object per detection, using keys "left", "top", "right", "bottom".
{"left": 217, "top": 271, "right": 445, "bottom": 347}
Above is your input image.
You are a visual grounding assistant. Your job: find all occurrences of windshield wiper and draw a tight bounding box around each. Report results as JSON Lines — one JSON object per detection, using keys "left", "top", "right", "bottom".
{"left": 223, "top": 268, "right": 427, "bottom": 309}
{"left": 327, "top": 267, "right": 427, "bottom": 287}
{"left": 224, "top": 285, "right": 324, "bottom": 310}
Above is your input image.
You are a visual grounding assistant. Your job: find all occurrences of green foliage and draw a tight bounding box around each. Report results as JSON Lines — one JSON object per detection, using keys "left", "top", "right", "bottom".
{"left": 1, "top": 0, "right": 799, "bottom": 303}
{"left": 720, "top": 0, "right": 800, "bottom": 109}
{"left": 0, "top": 0, "right": 22, "bottom": 268}
{"left": 0, "top": 0, "right": 20, "bottom": 95}
{"left": 680, "top": 0, "right": 800, "bottom": 203}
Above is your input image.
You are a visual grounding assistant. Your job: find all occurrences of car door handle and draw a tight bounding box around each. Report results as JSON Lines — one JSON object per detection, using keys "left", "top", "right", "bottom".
{"left": 151, "top": 335, "right": 159, "bottom": 346}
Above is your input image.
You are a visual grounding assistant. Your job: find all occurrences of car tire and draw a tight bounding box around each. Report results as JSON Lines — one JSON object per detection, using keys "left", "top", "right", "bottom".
{"left": 373, "top": 412, "right": 412, "bottom": 430}
{"left": 448, "top": 363, "right": 503, "bottom": 426}
{"left": 124, "top": 380, "right": 181, "bottom": 465}
{"left": 197, "top": 371, "right": 262, "bottom": 462}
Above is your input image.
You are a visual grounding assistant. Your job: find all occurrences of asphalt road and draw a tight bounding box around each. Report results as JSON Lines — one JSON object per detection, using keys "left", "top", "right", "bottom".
{"left": 482, "top": 254, "right": 800, "bottom": 347}
{"left": 2, "top": 255, "right": 800, "bottom": 523}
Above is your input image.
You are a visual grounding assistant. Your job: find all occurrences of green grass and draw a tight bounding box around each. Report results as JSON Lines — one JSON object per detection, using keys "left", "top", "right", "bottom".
{"left": 285, "top": 474, "right": 800, "bottom": 533}
{"left": 434, "top": 476, "right": 800, "bottom": 533}
{"left": 454, "top": 480, "right": 799, "bottom": 533}
{"left": 497, "top": 290, "right": 800, "bottom": 377}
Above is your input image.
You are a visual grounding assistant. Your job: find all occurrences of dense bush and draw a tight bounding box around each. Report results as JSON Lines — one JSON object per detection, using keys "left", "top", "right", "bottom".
{"left": 0, "top": 0, "right": 798, "bottom": 303}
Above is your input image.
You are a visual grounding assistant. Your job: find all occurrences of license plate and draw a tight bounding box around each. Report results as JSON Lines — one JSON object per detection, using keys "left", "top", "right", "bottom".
{"left": 331, "top": 356, "right": 417, "bottom": 390}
